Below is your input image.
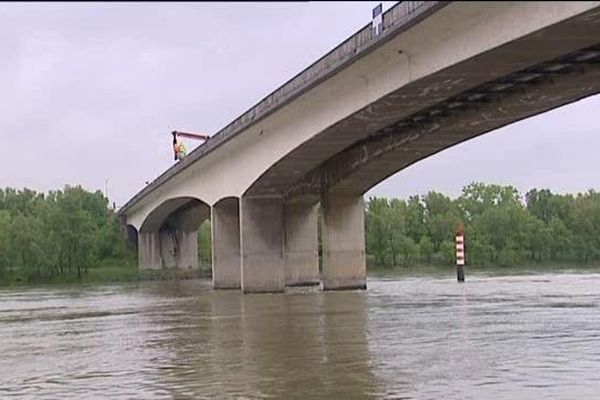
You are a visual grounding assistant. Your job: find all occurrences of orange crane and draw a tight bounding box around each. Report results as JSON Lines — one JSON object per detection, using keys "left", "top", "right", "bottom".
{"left": 171, "top": 130, "right": 210, "bottom": 160}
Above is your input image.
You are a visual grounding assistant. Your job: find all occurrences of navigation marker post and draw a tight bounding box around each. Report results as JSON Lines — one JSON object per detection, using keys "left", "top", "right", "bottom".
{"left": 455, "top": 223, "right": 465, "bottom": 282}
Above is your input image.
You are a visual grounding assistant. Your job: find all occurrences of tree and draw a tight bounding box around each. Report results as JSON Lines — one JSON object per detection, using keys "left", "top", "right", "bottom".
{"left": 366, "top": 197, "right": 392, "bottom": 267}
{"left": 547, "top": 217, "right": 571, "bottom": 261}
{"left": 526, "top": 188, "right": 573, "bottom": 223}
{"left": 459, "top": 182, "right": 521, "bottom": 221}
{"left": 0, "top": 185, "right": 133, "bottom": 283}
{"left": 423, "top": 191, "right": 460, "bottom": 251}
{"left": 405, "top": 196, "right": 426, "bottom": 243}
{"left": 197, "top": 220, "right": 212, "bottom": 272}
{"left": 418, "top": 236, "right": 434, "bottom": 264}
{"left": 0, "top": 211, "right": 13, "bottom": 280}
{"left": 568, "top": 190, "right": 600, "bottom": 263}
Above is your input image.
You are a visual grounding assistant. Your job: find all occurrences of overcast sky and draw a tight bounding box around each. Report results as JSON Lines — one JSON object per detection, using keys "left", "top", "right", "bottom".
{"left": 1, "top": 2, "right": 599, "bottom": 207}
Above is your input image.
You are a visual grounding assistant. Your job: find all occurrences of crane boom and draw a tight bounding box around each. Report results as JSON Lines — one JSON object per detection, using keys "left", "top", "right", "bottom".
{"left": 172, "top": 130, "right": 210, "bottom": 141}
{"left": 171, "top": 130, "right": 210, "bottom": 161}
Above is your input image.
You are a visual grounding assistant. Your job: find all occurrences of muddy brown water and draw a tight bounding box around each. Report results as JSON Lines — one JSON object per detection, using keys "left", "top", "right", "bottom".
{"left": 1, "top": 272, "right": 599, "bottom": 399}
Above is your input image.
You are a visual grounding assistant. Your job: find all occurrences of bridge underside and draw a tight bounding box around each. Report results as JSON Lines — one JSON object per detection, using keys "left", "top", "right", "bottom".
{"left": 138, "top": 198, "right": 209, "bottom": 271}
{"left": 246, "top": 8, "right": 600, "bottom": 200}
{"left": 287, "top": 45, "right": 600, "bottom": 198}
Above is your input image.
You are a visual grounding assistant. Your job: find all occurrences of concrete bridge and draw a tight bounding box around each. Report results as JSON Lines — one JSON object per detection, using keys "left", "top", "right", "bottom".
{"left": 119, "top": 1, "right": 600, "bottom": 293}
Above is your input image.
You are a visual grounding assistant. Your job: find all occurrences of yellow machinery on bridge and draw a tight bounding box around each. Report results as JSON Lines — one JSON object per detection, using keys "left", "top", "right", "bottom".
{"left": 171, "top": 130, "right": 210, "bottom": 161}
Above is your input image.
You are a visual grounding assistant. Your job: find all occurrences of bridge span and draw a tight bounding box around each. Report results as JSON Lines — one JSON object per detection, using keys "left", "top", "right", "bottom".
{"left": 119, "top": 1, "right": 600, "bottom": 293}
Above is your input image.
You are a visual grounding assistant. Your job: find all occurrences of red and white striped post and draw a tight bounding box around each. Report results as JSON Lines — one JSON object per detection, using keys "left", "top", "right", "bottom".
{"left": 455, "top": 223, "right": 465, "bottom": 282}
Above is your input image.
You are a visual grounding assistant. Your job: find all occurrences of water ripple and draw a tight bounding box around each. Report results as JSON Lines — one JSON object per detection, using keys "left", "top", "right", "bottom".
{"left": 0, "top": 273, "right": 599, "bottom": 399}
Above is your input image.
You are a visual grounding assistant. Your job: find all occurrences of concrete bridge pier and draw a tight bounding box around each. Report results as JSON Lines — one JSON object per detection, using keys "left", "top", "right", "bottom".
{"left": 138, "top": 228, "right": 198, "bottom": 270}
{"left": 159, "top": 228, "right": 198, "bottom": 269}
{"left": 212, "top": 198, "right": 241, "bottom": 289}
{"left": 177, "top": 230, "right": 199, "bottom": 269}
{"left": 321, "top": 193, "right": 367, "bottom": 291}
{"left": 284, "top": 201, "right": 320, "bottom": 287}
{"left": 240, "top": 196, "right": 286, "bottom": 293}
{"left": 139, "top": 230, "right": 161, "bottom": 270}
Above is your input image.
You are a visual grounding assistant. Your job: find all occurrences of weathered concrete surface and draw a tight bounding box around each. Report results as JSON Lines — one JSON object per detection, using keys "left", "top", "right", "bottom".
{"left": 159, "top": 229, "right": 178, "bottom": 268}
{"left": 245, "top": 2, "right": 600, "bottom": 198}
{"left": 139, "top": 231, "right": 161, "bottom": 270}
{"left": 139, "top": 197, "right": 198, "bottom": 232}
{"left": 212, "top": 198, "right": 241, "bottom": 289}
{"left": 284, "top": 202, "right": 320, "bottom": 287}
{"left": 240, "top": 197, "right": 285, "bottom": 293}
{"left": 138, "top": 197, "right": 207, "bottom": 270}
{"left": 158, "top": 229, "right": 199, "bottom": 269}
{"left": 287, "top": 47, "right": 600, "bottom": 197}
{"left": 178, "top": 230, "right": 199, "bottom": 269}
{"left": 321, "top": 194, "right": 366, "bottom": 290}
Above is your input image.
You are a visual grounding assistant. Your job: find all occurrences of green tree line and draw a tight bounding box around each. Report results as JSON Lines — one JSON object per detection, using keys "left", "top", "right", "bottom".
{"left": 2, "top": 182, "right": 599, "bottom": 285}
{"left": 366, "top": 182, "right": 600, "bottom": 268}
{"left": 0, "top": 186, "right": 132, "bottom": 283}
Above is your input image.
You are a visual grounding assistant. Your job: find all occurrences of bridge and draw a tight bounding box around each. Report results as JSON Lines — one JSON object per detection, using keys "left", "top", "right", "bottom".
{"left": 118, "top": 1, "right": 600, "bottom": 293}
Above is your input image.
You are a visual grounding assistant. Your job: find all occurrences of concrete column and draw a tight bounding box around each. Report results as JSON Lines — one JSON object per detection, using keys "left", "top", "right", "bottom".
{"left": 177, "top": 230, "right": 199, "bottom": 269}
{"left": 159, "top": 228, "right": 199, "bottom": 269}
{"left": 138, "top": 230, "right": 161, "bottom": 270}
{"left": 240, "top": 196, "right": 285, "bottom": 293}
{"left": 212, "top": 198, "right": 241, "bottom": 289}
{"left": 285, "top": 202, "right": 320, "bottom": 286}
{"left": 321, "top": 193, "right": 367, "bottom": 290}
{"left": 159, "top": 228, "right": 177, "bottom": 268}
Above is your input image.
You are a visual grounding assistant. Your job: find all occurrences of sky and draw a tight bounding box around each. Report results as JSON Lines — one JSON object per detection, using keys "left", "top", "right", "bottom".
{"left": 1, "top": 2, "right": 599, "bottom": 207}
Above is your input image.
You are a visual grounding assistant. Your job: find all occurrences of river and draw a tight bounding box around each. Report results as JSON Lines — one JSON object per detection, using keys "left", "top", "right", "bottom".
{"left": 1, "top": 272, "right": 599, "bottom": 399}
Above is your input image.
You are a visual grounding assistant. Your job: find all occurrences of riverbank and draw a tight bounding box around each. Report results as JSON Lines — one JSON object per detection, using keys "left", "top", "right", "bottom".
{"left": 2, "top": 260, "right": 600, "bottom": 289}
{"left": 0, "top": 260, "right": 212, "bottom": 288}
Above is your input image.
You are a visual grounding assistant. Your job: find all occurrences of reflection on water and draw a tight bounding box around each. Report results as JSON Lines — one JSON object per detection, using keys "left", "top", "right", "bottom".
{"left": 1, "top": 273, "right": 600, "bottom": 399}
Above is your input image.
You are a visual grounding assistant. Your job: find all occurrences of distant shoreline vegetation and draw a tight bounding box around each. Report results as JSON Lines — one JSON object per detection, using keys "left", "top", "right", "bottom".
{"left": 365, "top": 183, "right": 600, "bottom": 269}
{"left": 1, "top": 183, "right": 600, "bottom": 287}
{"left": 0, "top": 186, "right": 136, "bottom": 286}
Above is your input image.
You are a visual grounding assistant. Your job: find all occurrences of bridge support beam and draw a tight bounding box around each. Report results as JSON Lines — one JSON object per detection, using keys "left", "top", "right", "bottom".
{"left": 139, "top": 231, "right": 161, "bottom": 270}
{"left": 212, "top": 198, "right": 241, "bottom": 289}
{"left": 321, "top": 193, "right": 366, "bottom": 290}
{"left": 285, "top": 202, "right": 320, "bottom": 287}
{"left": 240, "top": 196, "right": 285, "bottom": 293}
